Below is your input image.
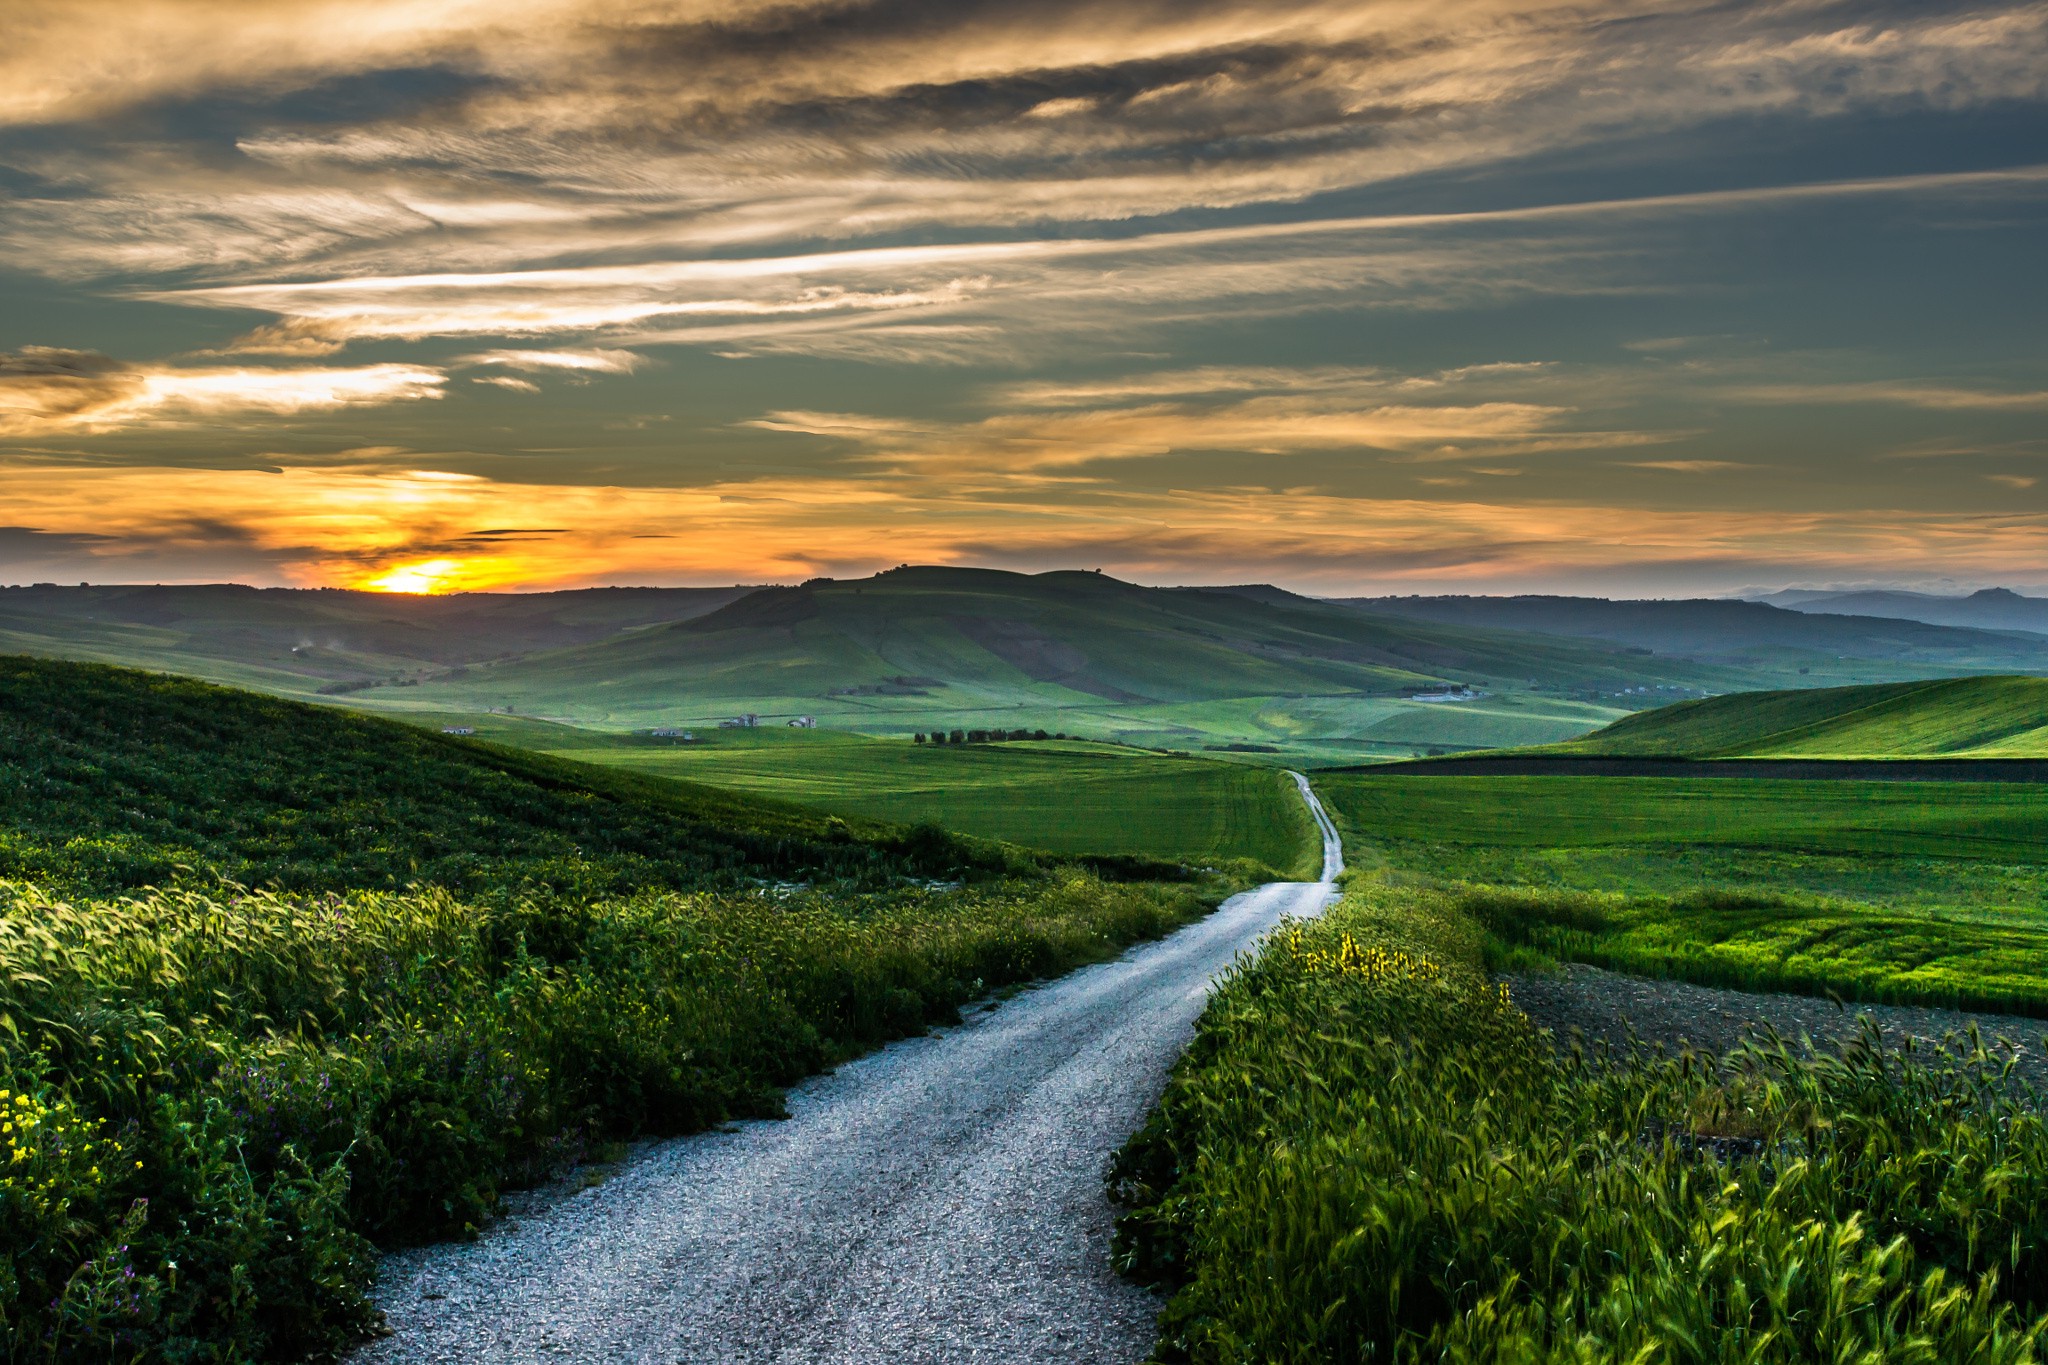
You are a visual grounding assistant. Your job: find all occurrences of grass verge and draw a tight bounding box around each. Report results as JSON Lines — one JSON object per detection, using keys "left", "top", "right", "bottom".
{"left": 1111, "top": 877, "right": 2048, "bottom": 1362}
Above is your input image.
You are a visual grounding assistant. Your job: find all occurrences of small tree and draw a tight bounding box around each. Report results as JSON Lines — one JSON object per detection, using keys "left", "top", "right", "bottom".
{"left": 949, "top": 729, "right": 966, "bottom": 745}
{"left": 913, "top": 732, "right": 926, "bottom": 744}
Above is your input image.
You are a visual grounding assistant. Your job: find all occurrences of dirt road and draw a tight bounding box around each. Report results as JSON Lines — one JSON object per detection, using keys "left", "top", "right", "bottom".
{"left": 356, "top": 780, "right": 1341, "bottom": 1365}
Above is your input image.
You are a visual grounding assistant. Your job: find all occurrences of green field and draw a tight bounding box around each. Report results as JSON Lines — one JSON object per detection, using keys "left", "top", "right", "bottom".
{"left": 1317, "top": 772, "right": 2048, "bottom": 1013}
{"left": 0, "top": 657, "right": 1234, "bottom": 1360}
{"left": 1115, "top": 878, "right": 2048, "bottom": 1361}
{"left": 0, "top": 656, "right": 1028, "bottom": 898}
{"left": 1322, "top": 771, "right": 2048, "bottom": 864}
{"left": 531, "top": 727, "right": 1318, "bottom": 878}
{"left": 1548, "top": 675, "right": 2048, "bottom": 758}
{"left": 360, "top": 567, "right": 1725, "bottom": 763}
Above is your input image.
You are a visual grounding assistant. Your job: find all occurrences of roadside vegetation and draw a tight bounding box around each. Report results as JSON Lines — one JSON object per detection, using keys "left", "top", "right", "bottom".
{"left": 0, "top": 657, "right": 1242, "bottom": 1360}
{"left": 1114, "top": 876, "right": 2048, "bottom": 1361}
{"left": 1318, "top": 773, "right": 2048, "bottom": 1015}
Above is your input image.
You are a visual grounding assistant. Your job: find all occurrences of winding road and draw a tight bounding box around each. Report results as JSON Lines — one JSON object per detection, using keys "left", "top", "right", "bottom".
{"left": 356, "top": 775, "right": 1342, "bottom": 1365}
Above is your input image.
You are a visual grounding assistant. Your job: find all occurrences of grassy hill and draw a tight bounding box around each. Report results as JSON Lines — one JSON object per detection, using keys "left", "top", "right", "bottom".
{"left": 537, "top": 726, "right": 1317, "bottom": 876}
{"left": 368, "top": 567, "right": 1754, "bottom": 760}
{"left": 22, "top": 570, "right": 2043, "bottom": 765}
{"left": 1548, "top": 675, "right": 2048, "bottom": 759}
{"left": 1335, "top": 593, "right": 2048, "bottom": 685}
{"left": 0, "top": 656, "right": 1238, "bottom": 1361}
{"left": 0, "top": 581, "right": 751, "bottom": 699}
{"left": 0, "top": 655, "right": 1021, "bottom": 897}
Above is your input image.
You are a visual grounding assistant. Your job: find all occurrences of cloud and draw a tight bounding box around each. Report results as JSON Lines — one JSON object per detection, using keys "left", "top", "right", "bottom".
{"left": 4, "top": 0, "right": 2043, "bottom": 304}
{"left": 456, "top": 347, "right": 648, "bottom": 374}
{"left": 471, "top": 375, "right": 540, "bottom": 392}
{"left": 90, "top": 162, "right": 2032, "bottom": 365}
{"left": 1988, "top": 474, "right": 2039, "bottom": 489}
{"left": 1733, "top": 381, "right": 2048, "bottom": 410}
{"left": 1621, "top": 459, "right": 1759, "bottom": 472}
{"left": 0, "top": 346, "right": 445, "bottom": 434}
{"left": 748, "top": 385, "right": 1677, "bottom": 476}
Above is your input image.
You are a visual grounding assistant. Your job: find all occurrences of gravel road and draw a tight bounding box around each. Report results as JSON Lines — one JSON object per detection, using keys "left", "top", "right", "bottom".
{"left": 353, "top": 783, "right": 1342, "bottom": 1365}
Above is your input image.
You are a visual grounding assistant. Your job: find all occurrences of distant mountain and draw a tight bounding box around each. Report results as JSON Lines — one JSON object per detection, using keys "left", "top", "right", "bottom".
{"left": 17, "top": 570, "right": 2047, "bottom": 764}
{"left": 388, "top": 566, "right": 1744, "bottom": 735}
{"left": 1748, "top": 587, "right": 2048, "bottom": 637}
{"left": 0, "top": 582, "right": 754, "bottom": 698}
{"left": 1333, "top": 594, "right": 2048, "bottom": 677}
{"left": 1543, "top": 675, "right": 2048, "bottom": 759}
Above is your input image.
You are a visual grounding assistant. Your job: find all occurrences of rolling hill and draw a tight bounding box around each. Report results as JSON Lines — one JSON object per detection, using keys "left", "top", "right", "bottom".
{"left": 0, "top": 581, "right": 753, "bottom": 699}
{"left": 0, "top": 655, "right": 1009, "bottom": 895}
{"left": 1334, "top": 594, "right": 2048, "bottom": 682}
{"left": 373, "top": 567, "right": 1756, "bottom": 758}
{"left": 17, "top": 569, "right": 2047, "bottom": 766}
{"left": 1544, "top": 675, "right": 2048, "bottom": 759}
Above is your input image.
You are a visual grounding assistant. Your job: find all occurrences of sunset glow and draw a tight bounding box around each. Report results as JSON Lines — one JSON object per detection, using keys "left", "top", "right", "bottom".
{"left": 0, "top": 1, "right": 2039, "bottom": 594}
{"left": 359, "top": 559, "right": 468, "bottom": 595}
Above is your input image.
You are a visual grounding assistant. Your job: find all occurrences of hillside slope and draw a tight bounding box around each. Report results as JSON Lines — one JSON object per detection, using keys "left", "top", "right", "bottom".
{"left": 1551, "top": 675, "right": 2048, "bottom": 758}
{"left": 0, "top": 582, "right": 752, "bottom": 698}
{"left": 389, "top": 567, "right": 1739, "bottom": 734}
{"left": 1336, "top": 594, "right": 2048, "bottom": 681}
{"left": 0, "top": 655, "right": 996, "bottom": 895}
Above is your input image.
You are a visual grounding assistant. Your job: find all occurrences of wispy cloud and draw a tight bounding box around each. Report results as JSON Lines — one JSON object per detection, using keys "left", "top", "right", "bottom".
{"left": 0, "top": 346, "right": 444, "bottom": 434}
{"left": 6, "top": 457, "right": 2044, "bottom": 596}
{"left": 456, "top": 347, "right": 648, "bottom": 374}
{"left": 117, "top": 165, "right": 2046, "bottom": 360}
{"left": 1732, "top": 381, "right": 2048, "bottom": 411}
{"left": 748, "top": 381, "right": 1678, "bottom": 476}
{"left": 6, "top": 0, "right": 2043, "bottom": 292}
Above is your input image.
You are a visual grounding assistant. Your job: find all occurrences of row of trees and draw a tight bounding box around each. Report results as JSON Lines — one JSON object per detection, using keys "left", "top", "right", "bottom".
{"left": 914, "top": 728, "right": 1060, "bottom": 745}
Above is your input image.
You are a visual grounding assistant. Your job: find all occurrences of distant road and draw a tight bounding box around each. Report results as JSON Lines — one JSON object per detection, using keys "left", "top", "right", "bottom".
{"left": 355, "top": 781, "right": 1343, "bottom": 1365}
{"left": 1288, "top": 768, "right": 1345, "bottom": 879}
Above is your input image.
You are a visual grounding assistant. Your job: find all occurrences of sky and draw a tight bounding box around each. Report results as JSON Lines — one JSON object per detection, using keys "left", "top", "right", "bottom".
{"left": 0, "top": 0, "right": 2044, "bottom": 597}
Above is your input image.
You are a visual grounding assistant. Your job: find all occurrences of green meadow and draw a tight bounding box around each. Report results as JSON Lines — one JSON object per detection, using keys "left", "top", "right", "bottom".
{"left": 1115, "top": 877, "right": 2048, "bottom": 1362}
{"left": 531, "top": 727, "right": 1320, "bottom": 878}
{"left": 0, "top": 658, "right": 1238, "bottom": 1360}
{"left": 1317, "top": 772, "right": 2048, "bottom": 1013}
{"left": 1547, "top": 675, "right": 2048, "bottom": 759}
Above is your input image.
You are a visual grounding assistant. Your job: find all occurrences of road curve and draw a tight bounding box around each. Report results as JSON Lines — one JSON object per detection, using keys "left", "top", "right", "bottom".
{"left": 355, "top": 780, "right": 1342, "bottom": 1365}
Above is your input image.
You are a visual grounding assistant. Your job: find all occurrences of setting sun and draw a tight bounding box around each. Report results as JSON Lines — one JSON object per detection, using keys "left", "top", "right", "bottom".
{"left": 361, "top": 558, "right": 466, "bottom": 594}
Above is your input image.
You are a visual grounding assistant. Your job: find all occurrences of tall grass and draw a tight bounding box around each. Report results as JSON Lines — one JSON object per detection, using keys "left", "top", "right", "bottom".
{"left": 0, "top": 870, "right": 1213, "bottom": 1361}
{"left": 1112, "top": 879, "right": 2048, "bottom": 1362}
{"left": 1450, "top": 881, "right": 2048, "bottom": 1016}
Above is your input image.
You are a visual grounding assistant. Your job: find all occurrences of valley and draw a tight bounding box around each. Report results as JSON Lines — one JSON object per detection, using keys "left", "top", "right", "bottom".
{"left": 7, "top": 593, "right": 2048, "bottom": 1362}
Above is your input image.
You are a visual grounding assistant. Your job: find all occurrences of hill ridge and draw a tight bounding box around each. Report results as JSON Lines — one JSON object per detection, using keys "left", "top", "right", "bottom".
{"left": 1544, "top": 675, "right": 2048, "bottom": 760}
